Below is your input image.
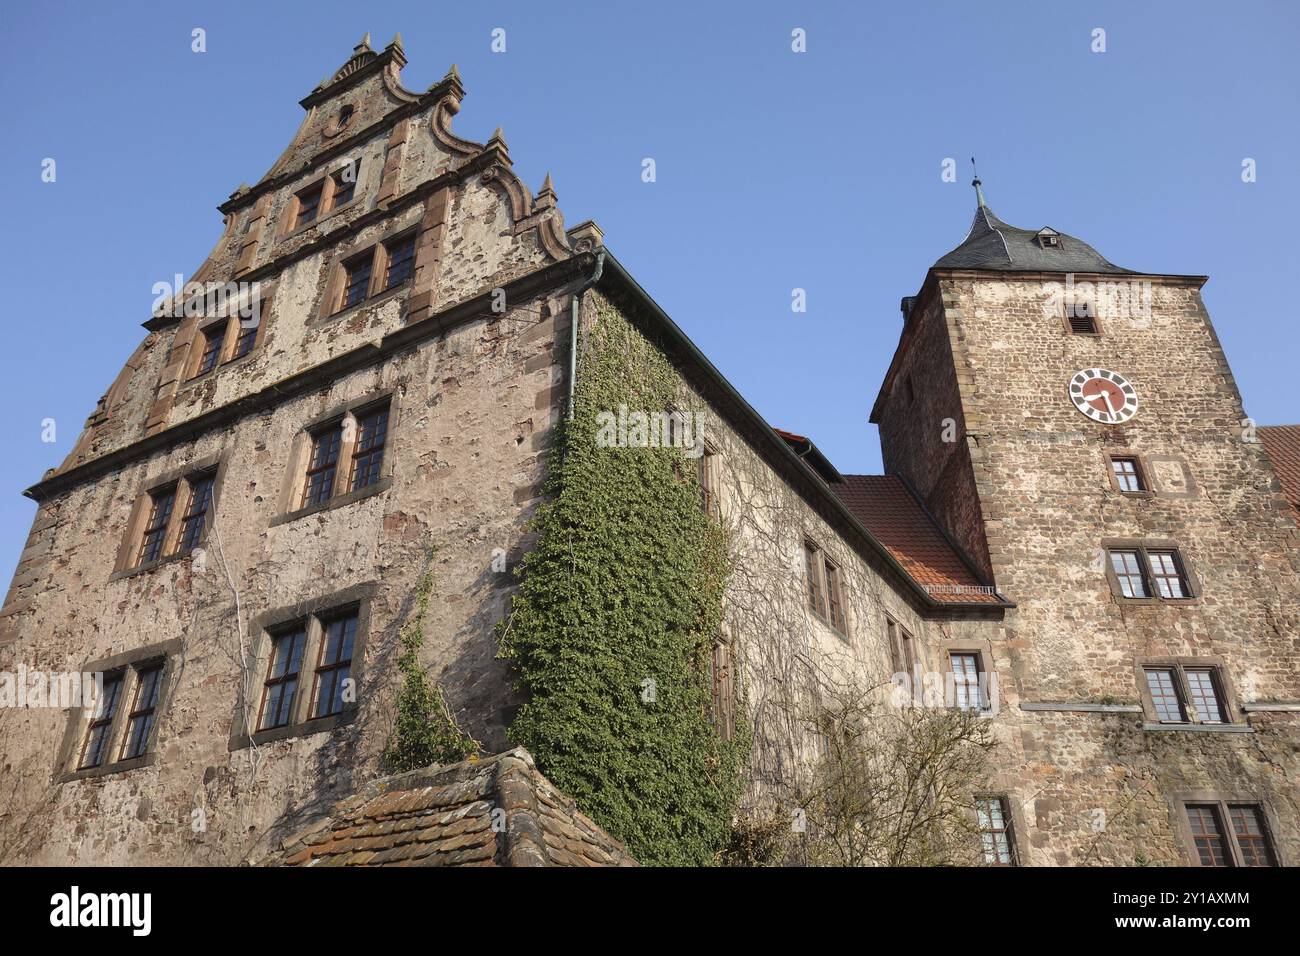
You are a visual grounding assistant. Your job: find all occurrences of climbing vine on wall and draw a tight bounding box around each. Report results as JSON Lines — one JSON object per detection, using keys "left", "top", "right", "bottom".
{"left": 382, "top": 552, "right": 479, "bottom": 774}
{"left": 498, "top": 292, "right": 748, "bottom": 866}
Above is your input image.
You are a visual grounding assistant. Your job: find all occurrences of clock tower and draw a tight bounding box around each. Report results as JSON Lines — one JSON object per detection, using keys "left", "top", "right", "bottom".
{"left": 870, "top": 181, "right": 1300, "bottom": 864}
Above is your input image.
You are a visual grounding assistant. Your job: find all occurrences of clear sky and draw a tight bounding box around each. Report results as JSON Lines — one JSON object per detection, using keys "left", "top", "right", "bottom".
{"left": 1, "top": 0, "right": 1297, "bottom": 587}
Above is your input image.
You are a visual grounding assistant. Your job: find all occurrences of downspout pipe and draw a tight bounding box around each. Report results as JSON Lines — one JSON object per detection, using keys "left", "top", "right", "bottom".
{"left": 567, "top": 249, "right": 606, "bottom": 421}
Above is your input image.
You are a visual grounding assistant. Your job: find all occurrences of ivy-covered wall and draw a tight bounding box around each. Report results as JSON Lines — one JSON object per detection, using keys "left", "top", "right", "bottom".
{"left": 499, "top": 291, "right": 747, "bottom": 866}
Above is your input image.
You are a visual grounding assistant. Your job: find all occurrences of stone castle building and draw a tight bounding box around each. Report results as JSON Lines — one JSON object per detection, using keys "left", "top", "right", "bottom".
{"left": 1, "top": 36, "right": 1297, "bottom": 867}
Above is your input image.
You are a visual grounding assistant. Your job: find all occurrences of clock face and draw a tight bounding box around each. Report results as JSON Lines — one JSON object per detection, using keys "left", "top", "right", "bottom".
{"left": 1069, "top": 368, "right": 1138, "bottom": 424}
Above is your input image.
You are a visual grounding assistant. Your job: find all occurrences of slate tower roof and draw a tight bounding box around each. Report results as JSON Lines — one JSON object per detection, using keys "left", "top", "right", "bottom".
{"left": 934, "top": 190, "right": 1134, "bottom": 275}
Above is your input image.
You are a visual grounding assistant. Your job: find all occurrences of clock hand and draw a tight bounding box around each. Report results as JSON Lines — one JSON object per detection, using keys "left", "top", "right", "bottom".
{"left": 1102, "top": 392, "right": 1116, "bottom": 415}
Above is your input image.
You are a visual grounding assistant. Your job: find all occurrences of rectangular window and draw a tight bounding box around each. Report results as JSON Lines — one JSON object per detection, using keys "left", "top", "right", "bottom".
{"left": 1229, "top": 806, "right": 1277, "bottom": 866}
{"left": 230, "top": 321, "right": 257, "bottom": 360}
{"left": 823, "top": 558, "right": 846, "bottom": 633}
{"left": 119, "top": 663, "right": 162, "bottom": 760}
{"left": 1148, "top": 550, "right": 1189, "bottom": 598}
{"left": 804, "top": 543, "right": 825, "bottom": 618}
{"left": 78, "top": 672, "right": 123, "bottom": 769}
{"left": 340, "top": 254, "right": 373, "bottom": 311}
{"left": 295, "top": 182, "right": 324, "bottom": 228}
{"left": 383, "top": 234, "right": 416, "bottom": 290}
{"left": 1144, "top": 668, "right": 1184, "bottom": 722}
{"left": 310, "top": 612, "right": 357, "bottom": 719}
{"left": 1186, "top": 804, "right": 1230, "bottom": 866}
{"left": 137, "top": 486, "right": 177, "bottom": 565}
{"left": 258, "top": 627, "right": 306, "bottom": 731}
{"left": 1109, "top": 549, "right": 1148, "bottom": 598}
{"left": 303, "top": 424, "right": 343, "bottom": 507}
{"left": 708, "top": 641, "right": 735, "bottom": 742}
{"left": 976, "top": 797, "right": 1016, "bottom": 865}
{"left": 887, "top": 618, "right": 915, "bottom": 677}
{"left": 950, "top": 652, "right": 982, "bottom": 711}
{"left": 1185, "top": 668, "right": 1224, "bottom": 723}
{"left": 698, "top": 448, "right": 719, "bottom": 518}
{"left": 177, "top": 473, "right": 215, "bottom": 553}
{"left": 330, "top": 164, "right": 357, "bottom": 208}
{"left": 349, "top": 405, "right": 389, "bottom": 491}
{"left": 195, "top": 326, "right": 223, "bottom": 377}
{"left": 1111, "top": 457, "right": 1144, "bottom": 492}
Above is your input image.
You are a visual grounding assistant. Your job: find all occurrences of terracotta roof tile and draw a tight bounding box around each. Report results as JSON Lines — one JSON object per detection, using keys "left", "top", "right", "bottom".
{"left": 1260, "top": 425, "right": 1300, "bottom": 520}
{"left": 832, "top": 475, "right": 1001, "bottom": 605}
{"left": 257, "top": 748, "right": 636, "bottom": 867}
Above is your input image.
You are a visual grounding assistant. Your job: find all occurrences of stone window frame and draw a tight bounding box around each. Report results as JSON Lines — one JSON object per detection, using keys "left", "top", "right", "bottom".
{"left": 940, "top": 640, "right": 998, "bottom": 713}
{"left": 55, "top": 639, "right": 181, "bottom": 783}
{"left": 802, "top": 537, "right": 850, "bottom": 641}
{"left": 885, "top": 614, "right": 920, "bottom": 679}
{"left": 1057, "top": 304, "right": 1103, "bottom": 336}
{"left": 1135, "top": 655, "right": 1244, "bottom": 729}
{"left": 1167, "top": 791, "right": 1285, "bottom": 867}
{"left": 277, "top": 155, "right": 366, "bottom": 243}
{"left": 110, "top": 453, "right": 228, "bottom": 580}
{"left": 271, "top": 391, "right": 397, "bottom": 527}
{"left": 316, "top": 221, "right": 418, "bottom": 322}
{"left": 973, "top": 793, "right": 1023, "bottom": 866}
{"left": 180, "top": 288, "right": 274, "bottom": 386}
{"left": 1102, "top": 450, "right": 1152, "bottom": 498}
{"left": 1101, "top": 537, "right": 1201, "bottom": 605}
{"left": 228, "top": 583, "right": 376, "bottom": 750}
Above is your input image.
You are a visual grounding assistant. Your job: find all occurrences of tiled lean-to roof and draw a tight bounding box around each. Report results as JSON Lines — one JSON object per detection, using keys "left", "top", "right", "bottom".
{"left": 832, "top": 475, "right": 1001, "bottom": 605}
{"left": 1259, "top": 425, "right": 1300, "bottom": 521}
{"left": 258, "top": 749, "right": 635, "bottom": 867}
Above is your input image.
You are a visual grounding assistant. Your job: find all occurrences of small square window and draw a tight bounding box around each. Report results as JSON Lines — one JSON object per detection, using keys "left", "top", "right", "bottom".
{"left": 1111, "top": 457, "right": 1144, "bottom": 492}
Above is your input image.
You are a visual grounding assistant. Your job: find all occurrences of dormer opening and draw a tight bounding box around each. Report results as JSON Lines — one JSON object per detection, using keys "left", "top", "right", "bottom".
{"left": 1036, "top": 227, "right": 1061, "bottom": 249}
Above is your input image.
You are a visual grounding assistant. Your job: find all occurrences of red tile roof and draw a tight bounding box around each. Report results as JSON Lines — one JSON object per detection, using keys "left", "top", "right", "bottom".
{"left": 1260, "top": 425, "right": 1300, "bottom": 521}
{"left": 258, "top": 748, "right": 636, "bottom": 867}
{"left": 833, "top": 475, "right": 1002, "bottom": 605}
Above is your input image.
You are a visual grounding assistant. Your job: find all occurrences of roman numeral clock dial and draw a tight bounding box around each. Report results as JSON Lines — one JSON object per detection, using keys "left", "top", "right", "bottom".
{"left": 1069, "top": 368, "right": 1138, "bottom": 424}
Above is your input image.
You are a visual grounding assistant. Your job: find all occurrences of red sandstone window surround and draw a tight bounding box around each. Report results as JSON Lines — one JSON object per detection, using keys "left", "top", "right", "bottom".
{"left": 327, "top": 227, "right": 417, "bottom": 317}
{"left": 1138, "top": 659, "right": 1235, "bottom": 727}
{"left": 302, "top": 424, "right": 344, "bottom": 507}
{"left": 78, "top": 671, "right": 124, "bottom": 770}
{"left": 1109, "top": 456, "right": 1145, "bottom": 493}
{"left": 120, "top": 464, "right": 222, "bottom": 574}
{"left": 1104, "top": 542, "right": 1196, "bottom": 602}
{"left": 137, "top": 486, "right": 177, "bottom": 565}
{"left": 284, "top": 398, "right": 394, "bottom": 520}
{"left": 348, "top": 404, "right": 389, "bottom": 491}
{"left": 259, "top": 626, "right": 307, "bottom": 731}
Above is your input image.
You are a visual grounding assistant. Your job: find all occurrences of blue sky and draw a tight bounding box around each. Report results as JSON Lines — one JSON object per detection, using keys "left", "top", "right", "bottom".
{"left": 1, "top": 0, "right": 1297, "bottom": 586}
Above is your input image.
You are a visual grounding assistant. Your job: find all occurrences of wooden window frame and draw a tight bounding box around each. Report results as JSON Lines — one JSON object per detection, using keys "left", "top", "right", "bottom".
{"left": 301, "top": 422, "right": 344, "bottom": 509}
{"left": 119, "top": 662, "right": 164, "bottom": 761}
{"left": 348, "top": 402, "right": 390, "bottom": 494}
{"left": 708, "top": 637, "right": 736, "bottom": 742}
{"left": 230, "top": 586, "right": 375, "bottom": 749}
{"left": 380, "top": 230, "right": 417, "bottom": 292}
{"left": 1103, "top": 539, "right": 1199, "bottom": 604}
{"left": 309, "top": 608, "right": 359, "bottom": 720}
{"left": 77, "top": 670, "right": 124, "bottom": 770}
{"left": 336, "top": 249, "right": 376, "bottom": 314}
{"left": 697, "top": 444, "right": 721, "bottom": 520}
{"left": 136, "top": 484, "right": 177, "bottom": 566}
{"left": 1104, "top": 453, "right": 1149, "bottom": 495}
{"left": 803, "top": 540, "right": 850, "bottom": 639}
{"left": 1136, "top": 658, "right": 1238, "bottom": 727}
{"left": 886, "top": 615, "right": 918, "bottom": 678}
{"left": 1170, "top": 793, "right": 1283, "bottom": 867}
{"left": 257, "top": 624, "right": 308, "bottom": 732}
{"left": 293, "top": 180, "right": 325, "bottom": 230}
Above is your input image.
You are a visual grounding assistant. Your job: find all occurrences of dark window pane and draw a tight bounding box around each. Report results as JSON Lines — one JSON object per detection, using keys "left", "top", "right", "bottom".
{"left": 384, "top": 235, "right": 416, "bottom": 289}
{"left": 196, "top": 327, "right": 223, "bottom": 377}
{"left": 138, "top": 487, "right": 177, "bottom": 565}
{"left": 331, "top": 163, "right": 358, "bottom": 207}
{"left": 231, "top": 323, "right": 256, "bottom": 360}
{"left": 296, "top": 184, "right": 323, "bottom": 228}
{"left": 302, "top": 426, "right": 343, "bottom": 507}
{"left": 349, "top": 406, "right": 389, "bottom": 491}
{"left": 311, "top": 612, "right": 358, "bottom": 719}
{"left": 178, "top": 474, "right": 215, "bottom": 553}
{"left": 79, "top": 673, "right": 124, "bottom": 769}
{"left": 259, "top": 629, "right": 305, "bottom": 730}
{"left": 342, "top": 256, "right": 373, "bottom": 310}
{"left": 121, "top": 664, "right": 163, "bottom": 760}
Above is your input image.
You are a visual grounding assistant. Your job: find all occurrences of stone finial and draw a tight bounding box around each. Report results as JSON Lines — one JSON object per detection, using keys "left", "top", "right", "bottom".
{"left": 388, "top": 32, "right": 403, "bottom": 51}
{"left": 355, "top": 32, "right": 372, "bottom": 52}
{"left": 488, "top": 126, "right": 506, "bottom": 146}
{"left": 535, "top": 172, "right": 557, "bottom": 210}
{"left": 567, "top": 220, "right": 604, "bottom": 251}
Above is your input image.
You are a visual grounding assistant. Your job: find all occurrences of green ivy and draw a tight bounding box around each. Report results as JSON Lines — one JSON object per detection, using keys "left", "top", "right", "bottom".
{"left": 382, "top": 553, "right": 479, "bottom": 774}
{"left": 498, "top": 292, "right": 748, "bottom": 866}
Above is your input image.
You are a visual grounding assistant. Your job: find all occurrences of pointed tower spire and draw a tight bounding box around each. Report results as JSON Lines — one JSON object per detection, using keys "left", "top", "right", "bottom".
{"left": 971, "top": 156, "right": 988, "bottom": 209}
